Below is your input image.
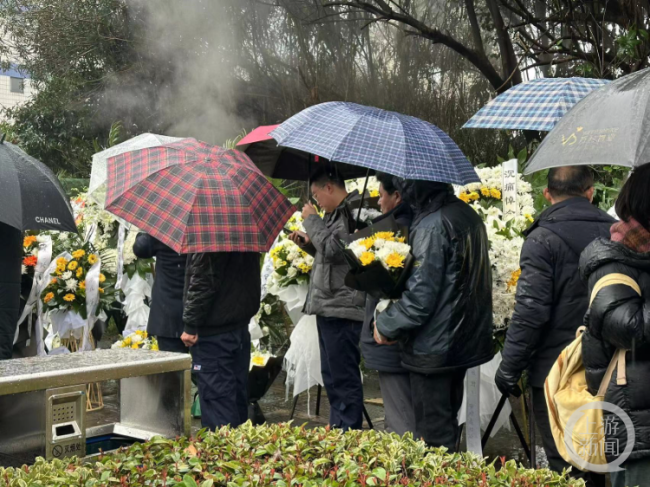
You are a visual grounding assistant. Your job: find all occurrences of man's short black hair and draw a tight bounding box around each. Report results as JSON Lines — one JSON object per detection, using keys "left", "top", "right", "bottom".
{"left": 616, "top": 163, "right": 650, "bottom": 230}
{"left": 375, "top": 172, "right": 398, "bottom": 194}
{"left": 310, "top": 164, "right": 346, "bottom": 189}
{"left": 547, "top": 166, "right": 594, "bottom": 198}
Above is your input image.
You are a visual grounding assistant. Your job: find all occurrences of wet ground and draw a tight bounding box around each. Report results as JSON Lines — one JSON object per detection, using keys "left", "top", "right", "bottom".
{"left": 88, "top": 370, "right": 542, "bottom": 468}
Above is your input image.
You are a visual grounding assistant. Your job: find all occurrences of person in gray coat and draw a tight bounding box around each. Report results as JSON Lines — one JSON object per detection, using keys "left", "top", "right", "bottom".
{"left": 289, "top": 165, "right": 365, "bottom": 430}
{"left": 360, "top": 173, "right": 414, "bottom": 435}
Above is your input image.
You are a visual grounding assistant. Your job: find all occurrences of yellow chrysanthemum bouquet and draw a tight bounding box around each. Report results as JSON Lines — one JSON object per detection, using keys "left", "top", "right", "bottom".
{"left": 41, "top": 246, "right": 114, "bottom": 319}
{"left": 342, "top": 216, "right": 414, "bottom": 299}
{"left": 111, "top": 330, "right": 159, "bottom": 350}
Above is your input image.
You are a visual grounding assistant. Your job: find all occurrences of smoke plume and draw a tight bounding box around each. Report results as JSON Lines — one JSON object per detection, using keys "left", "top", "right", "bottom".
{"left": 102, "top": 0, "right": 252, "bottom": 144}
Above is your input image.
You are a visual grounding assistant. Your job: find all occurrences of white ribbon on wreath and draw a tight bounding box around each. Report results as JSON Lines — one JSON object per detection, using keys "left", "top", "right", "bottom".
{"left": 14, "top": 236, "right": 52, "bottom": 352}
{"left": 272, "top": 282, "right": 324, "bottom": 416}
{"left": 120, "top": 272, "right": 152, "bottom": 337}
{"left": 82, "top": 258, "right": 102, "bottom": 351}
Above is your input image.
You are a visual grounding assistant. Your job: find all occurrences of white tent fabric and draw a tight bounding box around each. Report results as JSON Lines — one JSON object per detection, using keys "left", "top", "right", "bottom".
{"left": 89, "top": 134, "right": 184, "bottom": 206}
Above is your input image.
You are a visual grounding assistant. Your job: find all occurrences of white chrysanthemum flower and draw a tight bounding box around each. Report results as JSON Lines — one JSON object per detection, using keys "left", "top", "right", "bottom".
{"left": 382, "top": 240, "right": 410, "bottom": 256}
{"left": 61, "top": 271, "right": 72, "bottom": 280}
{"left": 348, "top": 241, "right": 366, "bottom": 258}
{"left": 111, "top": 340, "right": 123, "bottom": 349}
{"left": 65, "top": 279, "right": 78, "bottom": 292}
{"left": 130, "top": 334, "right": 144, "bottom": 344}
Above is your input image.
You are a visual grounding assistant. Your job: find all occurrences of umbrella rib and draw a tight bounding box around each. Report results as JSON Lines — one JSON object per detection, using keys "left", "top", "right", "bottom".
{"left": 328, "top": 110, "right": 374, "bottom": 167}
{"left": 178, "top": 169, "right": 206, "bottom": 254}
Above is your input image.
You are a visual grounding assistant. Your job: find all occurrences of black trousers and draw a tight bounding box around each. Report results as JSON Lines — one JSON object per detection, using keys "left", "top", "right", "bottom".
{"left": 410, "top": 369, "right": 466, "bottom": 451}
{"left": 317, "top": 315, "right": 364, "bottom": 430}
{"left": 190, "top": 327, "right": 250, "bottom": 430}
{"left": 532, "top": 387, "right": 606, "bottom": 487}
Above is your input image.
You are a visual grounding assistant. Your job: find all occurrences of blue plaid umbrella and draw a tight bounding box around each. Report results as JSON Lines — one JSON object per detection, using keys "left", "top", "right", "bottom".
{"left": 270, "top": 102, "right": 479, "bottom": 185}
{"left": 463, "top": 77, "right": 610, "bottom": 131}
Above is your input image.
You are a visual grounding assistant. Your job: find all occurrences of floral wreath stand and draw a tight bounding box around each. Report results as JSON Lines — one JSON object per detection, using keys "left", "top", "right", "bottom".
{"left": 61, "top": 334, "right": 104, "bottom": 412}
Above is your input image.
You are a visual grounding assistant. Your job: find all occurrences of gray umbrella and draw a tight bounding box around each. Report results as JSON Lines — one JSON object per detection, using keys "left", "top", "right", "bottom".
{"left": 525, "top": 68, "right": 650, "bottom": 174}
{"left": 0, "top": 139, "right": 76, "bottom": 232}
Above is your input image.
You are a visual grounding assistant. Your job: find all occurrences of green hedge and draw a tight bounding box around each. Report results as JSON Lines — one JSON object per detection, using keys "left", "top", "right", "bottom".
{"left": 0, "top": 423, "right": 583, "bottom": 487}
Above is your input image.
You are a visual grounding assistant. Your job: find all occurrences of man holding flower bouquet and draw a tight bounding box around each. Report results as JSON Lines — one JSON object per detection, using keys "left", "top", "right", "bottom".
{"left": 289, "top": 165, "right": 366, "bottom": 431}
{"left": 373, "top": 180, "right": 494, "bottom": 451}
{"left": 359, "top": 173, "right": 415, "bottom": 435}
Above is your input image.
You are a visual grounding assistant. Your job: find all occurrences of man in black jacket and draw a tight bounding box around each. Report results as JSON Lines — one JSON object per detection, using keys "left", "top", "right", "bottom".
{"left": 495, "top": 166, "right": 613, "bottom": 486}
{"left": 374, "top": 181, "right": 494, "bottom": 450}
{"left": 181, "top": 251, "right": 260, "bottom": 430}
{"left": 133, "top": 233, "right": 187, "bottom": 353}
{"left": 360, "top": 173, "right": 414, "bottom": 435}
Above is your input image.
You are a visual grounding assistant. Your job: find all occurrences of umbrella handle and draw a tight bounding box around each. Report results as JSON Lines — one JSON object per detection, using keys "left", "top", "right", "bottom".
{"left": 307, "top": 154, "right": 312, "bottom": 199}
{"left": 355, "top": 168, "right": 371, "bottom": 228}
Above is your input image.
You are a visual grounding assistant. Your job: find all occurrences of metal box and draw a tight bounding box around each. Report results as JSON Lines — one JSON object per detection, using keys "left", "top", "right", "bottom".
{"left": 0, "top": 349, "right": 191, "bottom": 467}
{"left": 46, "top": 385, "right": 86, "bottom": 460}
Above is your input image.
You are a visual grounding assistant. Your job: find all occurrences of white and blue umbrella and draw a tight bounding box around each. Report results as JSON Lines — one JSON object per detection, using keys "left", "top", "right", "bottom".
{"left": 270, "top": 102, "right": 479, "bottom": 185}
{"left": 464, "top": 77, "right": 610, "bottom": 132}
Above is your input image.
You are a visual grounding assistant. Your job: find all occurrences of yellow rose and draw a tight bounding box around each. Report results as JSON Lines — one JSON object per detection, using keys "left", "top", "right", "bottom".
{"left": 68, "top": 261, "right": 78, "bottom": 271}
{"left": 43, "top": 292, "right": 54, "bottom": 304}
{"left": 23, "top": 235, "right": 37, "bottom": 248}
{"left": 361, "top": 237, "right": 375, "bottom": 250}
{"left": 87, "top": 254, "right": 98, "bottom": 265}
{"left": 56, "top": 257, "right": 68, "bottom": 267}
{"left": 360, "top": 251, "right": 375, "bottom": 266}
{"left": 373, "top": 232, "right": 396, "bottom": 241}
{"left": 251, "top": 355, "right": 266, "bottom": 366}
{"left": 507, "top": 268, "right": 522, "bottom": 292}
{"left": 385, "top": 252, "right": 406, "bottom": 269}
{"left": 490, "top": 188, "right": 502, "bottom": 200}
{"left": 79, "top": 281, "right": 86, "bottom": 290}
{"left": 99, "top": 273, "right": 106, "bottom": 283}
{"left": 72, "top": 250, "right": 85, "bottom": 260}
{"left": 76, "top": 267, "right": 84, "bottom": 278}
{"left": 63, "top": 294, "right": 75, "bottom": 302}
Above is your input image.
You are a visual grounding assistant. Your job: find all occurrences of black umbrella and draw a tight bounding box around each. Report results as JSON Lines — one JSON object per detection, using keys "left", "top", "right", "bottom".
{"left": 0, "top": 139, "right": 76, "bottom": 232}
{"left": 236, "top": 125, "right": 371, "bottom": 181}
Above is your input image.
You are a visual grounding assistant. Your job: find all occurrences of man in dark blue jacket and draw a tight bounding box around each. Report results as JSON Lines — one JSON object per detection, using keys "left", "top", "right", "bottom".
{"left": 360, "top": 173, "right": 414, "bottom": 435}
{"left": 496, "top": 166, "right": 612, "bottom": 487}
{"left": 133, "top": 233, "right": 187, "bottom": 353}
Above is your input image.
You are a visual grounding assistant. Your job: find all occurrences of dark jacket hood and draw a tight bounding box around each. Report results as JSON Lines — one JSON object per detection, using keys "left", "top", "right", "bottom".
{"left": 580, "top": 237, "right": 650, "bottom": 282}
{"left": 527, "top": 197, "right": 615, "bottom": 256}
{"left": 370, "top": 202, "right": 413, "bottom": 227}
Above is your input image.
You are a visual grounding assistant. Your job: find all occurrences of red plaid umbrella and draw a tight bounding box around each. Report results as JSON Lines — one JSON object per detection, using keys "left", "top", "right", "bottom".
{"left": 104, "top": 138, "right": 295, "bottom": 254}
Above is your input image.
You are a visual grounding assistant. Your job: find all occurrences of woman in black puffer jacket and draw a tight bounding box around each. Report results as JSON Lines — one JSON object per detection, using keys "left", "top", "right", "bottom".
{"left": 579, "top": 163, "right": 650, "bottom": 487}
